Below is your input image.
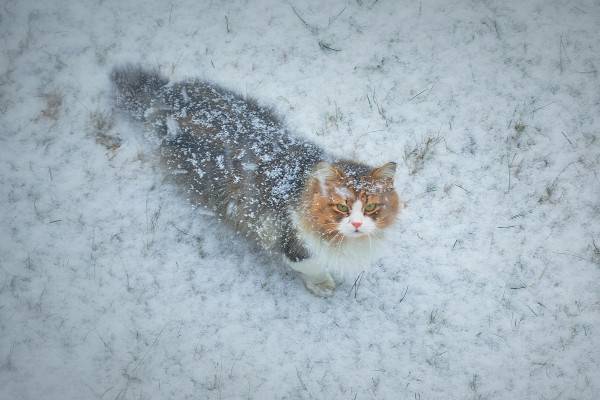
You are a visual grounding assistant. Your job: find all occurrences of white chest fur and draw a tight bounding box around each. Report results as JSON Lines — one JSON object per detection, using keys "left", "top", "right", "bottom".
{"left": 300, "top": 229, "right": 381, "bottom": 278}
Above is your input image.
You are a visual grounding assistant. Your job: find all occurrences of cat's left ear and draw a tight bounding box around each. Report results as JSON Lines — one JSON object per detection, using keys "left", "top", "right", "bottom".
{"left": 371, "top": 162, "right": 397, "bottom": 181}
{"left": 311, "top": 161, "right": 338, "bottom": 195}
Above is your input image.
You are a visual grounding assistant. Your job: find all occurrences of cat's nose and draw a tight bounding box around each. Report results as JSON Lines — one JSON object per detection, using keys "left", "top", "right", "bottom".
{"left": 351, "top": 221, "right": 362, "bottom": 229}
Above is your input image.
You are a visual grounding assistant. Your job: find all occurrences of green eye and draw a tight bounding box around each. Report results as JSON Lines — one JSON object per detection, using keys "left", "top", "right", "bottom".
{"left": 364, "top": 203, "right": 377, "bottom": 212}
{"left": 336, "top": 204, "right": 349, "bottom": 213}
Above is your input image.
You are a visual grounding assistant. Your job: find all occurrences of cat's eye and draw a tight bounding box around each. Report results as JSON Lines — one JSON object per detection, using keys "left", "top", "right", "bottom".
{"left": 364, "top": 203, "right": 377, "bottom": 212}
{"left": 336, "top": 204, "right": 349, "bottom": 213}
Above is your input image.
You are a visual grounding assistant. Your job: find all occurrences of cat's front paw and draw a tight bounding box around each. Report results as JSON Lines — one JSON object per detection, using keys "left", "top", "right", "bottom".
{"left": 302, "top": 273, "right": 336, "bottom": 298}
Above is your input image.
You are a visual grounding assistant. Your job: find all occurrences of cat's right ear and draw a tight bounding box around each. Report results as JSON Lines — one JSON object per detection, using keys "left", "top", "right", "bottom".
{"left": 371, "top": 162, "right": 397, "bottom": 190}
{"left": 311, "top": 161, "right": 336, "bottom": 195}
{"left": 371, "top": 162, "right": 397, "bottom": 180}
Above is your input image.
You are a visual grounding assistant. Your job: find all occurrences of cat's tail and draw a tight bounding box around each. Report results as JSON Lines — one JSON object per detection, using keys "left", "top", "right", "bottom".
{"left": 110, "top": 64, "right": 169, "bottom": 121}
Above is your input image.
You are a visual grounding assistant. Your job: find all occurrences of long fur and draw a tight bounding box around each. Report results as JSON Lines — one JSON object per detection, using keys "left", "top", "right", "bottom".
{"left": 110, "top": 65, "right": 401, "bottom": 294}
{"left": 111, "top": 65, "right": 169, "bottom": 121}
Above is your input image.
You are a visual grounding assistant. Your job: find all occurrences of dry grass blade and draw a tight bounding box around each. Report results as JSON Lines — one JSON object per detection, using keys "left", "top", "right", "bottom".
{"left": 290, "top": 6, "right": 318, "bottom": 35}
{"left": 318, "top": 40, "right": 341, "bottom": 52}
{"left": 349, "top": 271, "right": 365, "bottom": 299}
{"left": 403, "top": 135, "right": 442, "bottom": 175}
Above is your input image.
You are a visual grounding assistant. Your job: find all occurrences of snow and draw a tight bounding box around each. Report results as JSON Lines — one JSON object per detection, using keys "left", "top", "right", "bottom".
{"left": 1, "top": 0, "right": 599, "bottom": 399}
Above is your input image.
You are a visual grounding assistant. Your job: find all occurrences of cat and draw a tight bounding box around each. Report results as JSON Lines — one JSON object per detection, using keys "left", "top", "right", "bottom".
{"left": 111, "top": 65, "right": 401, "bottom": 297}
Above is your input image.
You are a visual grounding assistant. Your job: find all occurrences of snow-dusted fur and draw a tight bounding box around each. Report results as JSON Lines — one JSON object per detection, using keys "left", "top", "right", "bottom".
{"left": 111, "top": 65, "right": 400, "bottom": 296}
{"left": 4, "top": 2, "right": 600, "bottom": 398}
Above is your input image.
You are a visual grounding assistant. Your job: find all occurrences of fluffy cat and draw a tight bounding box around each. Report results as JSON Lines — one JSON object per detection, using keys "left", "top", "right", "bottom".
{"left": 111, "top": 65, "right": 401, "bottom": 297}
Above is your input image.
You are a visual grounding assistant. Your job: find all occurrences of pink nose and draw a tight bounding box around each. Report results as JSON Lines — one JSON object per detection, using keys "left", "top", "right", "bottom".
{"left": 351, "top": 221, "right": 362, "bottom": 229}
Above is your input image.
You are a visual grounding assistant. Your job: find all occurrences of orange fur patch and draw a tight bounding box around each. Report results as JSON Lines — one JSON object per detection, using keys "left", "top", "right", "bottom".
{"left": 299, "top": 163, "right": 401, "bottom": 242}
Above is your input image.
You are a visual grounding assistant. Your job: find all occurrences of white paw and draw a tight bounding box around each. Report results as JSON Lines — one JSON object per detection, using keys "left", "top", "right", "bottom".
{"left": 302, "top": 273, "right": 336, "bottom": 297}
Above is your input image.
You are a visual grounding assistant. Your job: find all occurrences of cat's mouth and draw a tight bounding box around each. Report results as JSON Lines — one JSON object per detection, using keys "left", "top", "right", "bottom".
{"left": 344, "top": 230, "right": 370, "bottom": 238}
{"left": 336, "top": 223, "right": 376, "bottom": 239}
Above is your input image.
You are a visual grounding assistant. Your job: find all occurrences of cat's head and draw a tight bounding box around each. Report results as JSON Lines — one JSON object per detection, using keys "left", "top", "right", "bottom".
{"left": 300, "top": 160, "right": 401, "bottom": 243}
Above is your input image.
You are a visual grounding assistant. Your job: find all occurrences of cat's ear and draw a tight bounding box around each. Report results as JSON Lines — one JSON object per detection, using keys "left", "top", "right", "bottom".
{"left": 311, "top": 161, "right": 337, "bottom": 195}
{"left": 371, "top": 162, "right": 397, "bottom": 181}
{"left": 312, "top": 161, "right": 335, "bottom": 182}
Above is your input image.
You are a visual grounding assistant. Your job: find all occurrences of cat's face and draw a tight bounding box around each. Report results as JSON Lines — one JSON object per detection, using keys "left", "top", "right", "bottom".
{"left": 301, "top": 161, "right": 401, "bottom": 243}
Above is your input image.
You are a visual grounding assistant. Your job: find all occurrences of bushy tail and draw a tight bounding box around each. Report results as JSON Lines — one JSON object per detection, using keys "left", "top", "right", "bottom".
{"left": 110, "top": 65, "right": 169, "bottom": 121}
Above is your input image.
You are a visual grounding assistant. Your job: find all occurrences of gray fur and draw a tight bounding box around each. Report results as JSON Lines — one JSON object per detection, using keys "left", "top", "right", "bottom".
{"left": 111, "top": 65, "right": 169, "bottom": 121}
{"left": 111, "top": 65, "right": 327, "bottom": 261}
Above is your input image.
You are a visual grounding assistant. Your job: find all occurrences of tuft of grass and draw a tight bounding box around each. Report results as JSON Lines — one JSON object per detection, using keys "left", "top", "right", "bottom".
{"left": 537, "top": 160, "right": 577, "bottom": 204}
{"left": 426, "top": 308, "right": 447, "bottom": 335}
{"left": 38, "top": 91, "right": 63, "bottom": 121}
{"left": 89, "top": 111, "right": 121, "bottom": 151}
{"left": 317, "top": 100, "right": 345, "bottom": 136}
{"left": 537, "top": 183, "right": 558, "bottom": 204}
{"left": 89, "top": 110, "right": 114, "bottom": 134}
{"left": 366, "top": 88, "right": 391, "bottom": 126}
{"left": 469, "top": 373, "right": 480, "bottom": 393}
{"left": 325, "top": 101, "right": 343, "bottom": 130}
{"left": 403, "top": 135, "right": 442, "bottom": 175}
{"left": 514, "top": 121, "right": 526, "bottom": 134}
{"left": 509, "top": 120, "right": 535, "bottom": 150}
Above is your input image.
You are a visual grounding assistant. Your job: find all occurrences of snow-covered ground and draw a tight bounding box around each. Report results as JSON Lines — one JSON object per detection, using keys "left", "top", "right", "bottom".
{"left": 1, "top": 0, "right": 600, "bottom": 399}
